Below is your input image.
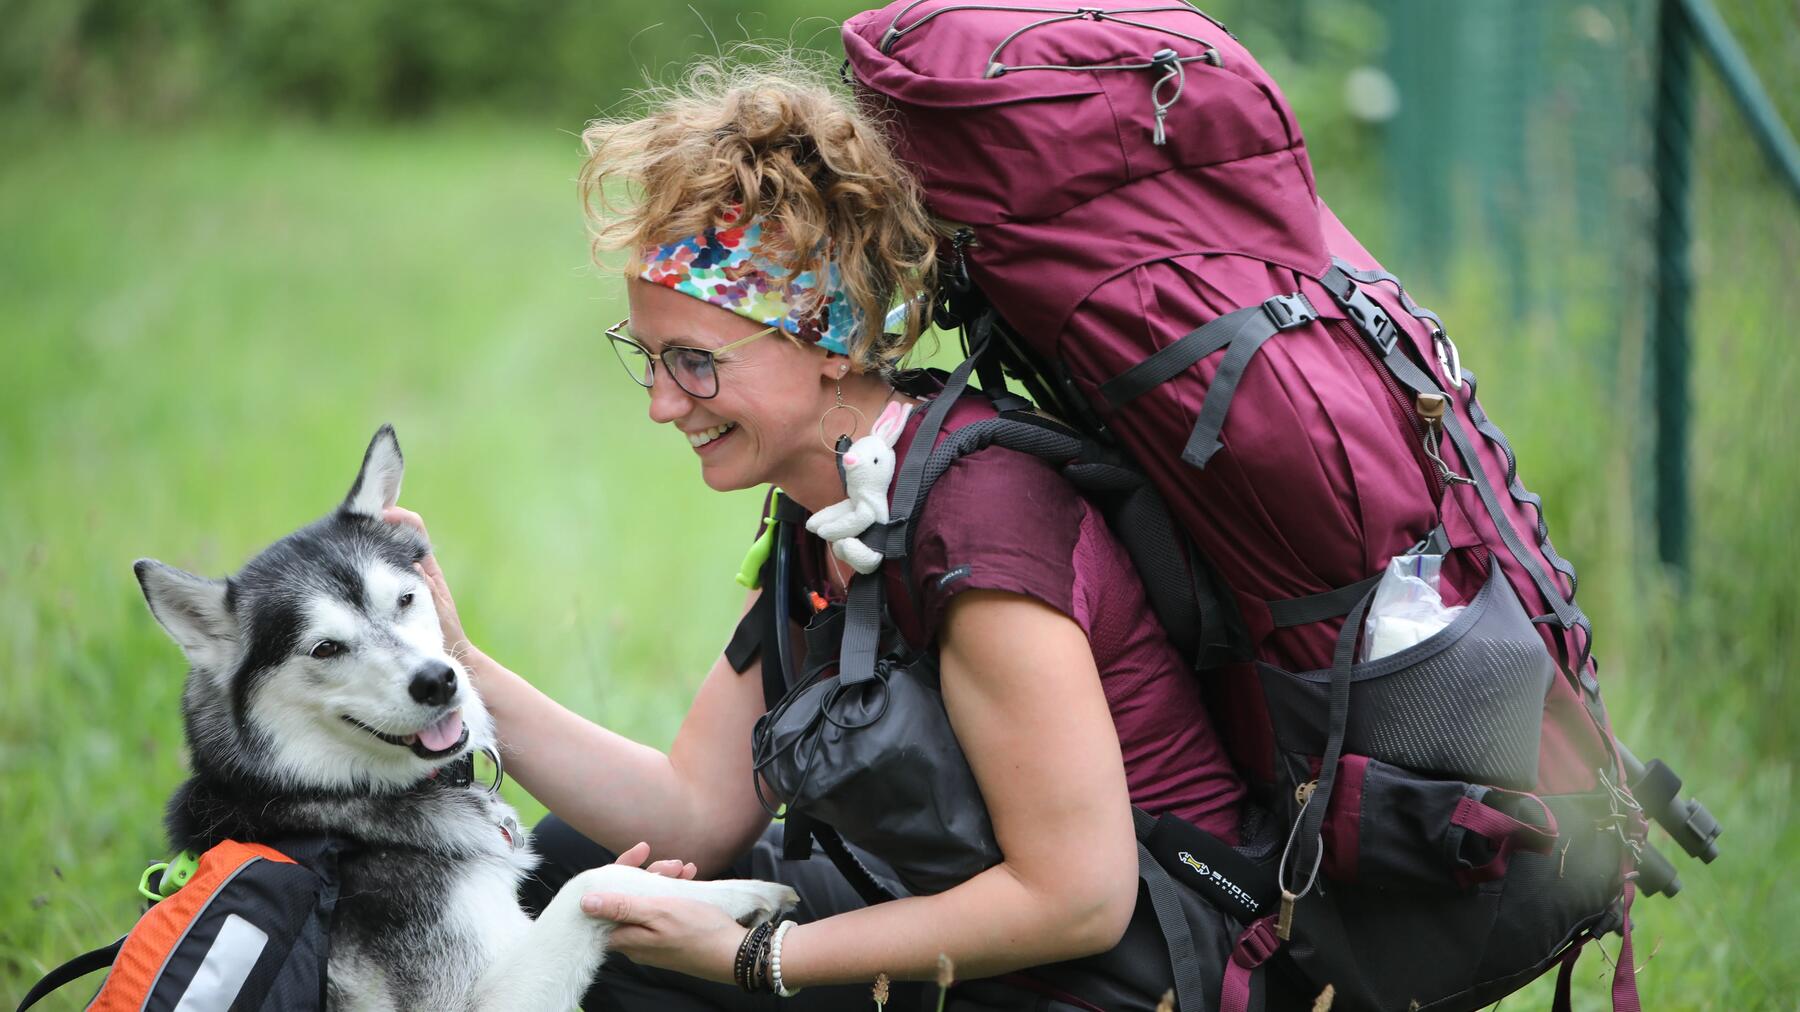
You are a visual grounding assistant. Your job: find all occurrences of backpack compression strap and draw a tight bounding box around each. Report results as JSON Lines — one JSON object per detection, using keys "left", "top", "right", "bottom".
{"left": 1097, "top": 292, "right": 1320, "bottom": 469}
{"left": 1318, "top": 260, "right": 1588, "bottom": 638}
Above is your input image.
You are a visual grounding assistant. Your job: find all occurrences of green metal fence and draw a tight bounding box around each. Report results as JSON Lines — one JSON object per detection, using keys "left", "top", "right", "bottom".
{"left": 1346, "top": 0, "right": 1800, "bottom": 574}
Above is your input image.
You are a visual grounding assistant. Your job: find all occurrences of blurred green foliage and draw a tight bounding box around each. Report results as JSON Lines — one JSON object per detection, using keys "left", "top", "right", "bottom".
{"left": 0, "top": 0, "right": 1382, "bottom": 132}
{"left": 0, "top": 0, "right": 841, "bottom": 121}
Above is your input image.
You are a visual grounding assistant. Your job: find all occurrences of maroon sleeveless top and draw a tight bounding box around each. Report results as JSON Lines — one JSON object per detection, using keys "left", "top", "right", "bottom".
{"left": 793, "top": 394, "right": 1245, "bottom": 841}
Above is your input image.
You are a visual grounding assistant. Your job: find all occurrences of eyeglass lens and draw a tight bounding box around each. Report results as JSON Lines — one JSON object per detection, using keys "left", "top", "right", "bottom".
{"left": 608, "top": 333, "right": 720, "bottom": 399}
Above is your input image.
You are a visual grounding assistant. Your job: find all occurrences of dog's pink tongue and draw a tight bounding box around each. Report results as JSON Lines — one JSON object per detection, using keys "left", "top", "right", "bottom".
{"left": 418, "top": 710, "right": 463, "bottom": 753}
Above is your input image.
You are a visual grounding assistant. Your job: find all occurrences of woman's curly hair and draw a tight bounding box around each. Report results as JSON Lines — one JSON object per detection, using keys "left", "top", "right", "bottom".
{"left": 579, "top": 51, "right": 941, "bottom": 373}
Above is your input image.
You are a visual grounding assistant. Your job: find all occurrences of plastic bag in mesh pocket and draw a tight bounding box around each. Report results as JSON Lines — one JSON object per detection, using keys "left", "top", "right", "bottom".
{"left": 1259, "top": 568, "right": 1555, "bottom": 788}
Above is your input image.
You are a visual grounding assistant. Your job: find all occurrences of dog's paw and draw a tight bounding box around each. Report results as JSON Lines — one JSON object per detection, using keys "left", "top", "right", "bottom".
{"left": 702, "top": 879, "right": 800, "bottom": 927}
{"left": 561, "top": 867, "right": 797, "bottom": 927}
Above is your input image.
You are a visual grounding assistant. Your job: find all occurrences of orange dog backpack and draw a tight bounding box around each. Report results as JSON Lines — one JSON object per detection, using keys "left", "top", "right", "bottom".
{"left": 17, "top": 838, "right": 344, "bottom": 1012}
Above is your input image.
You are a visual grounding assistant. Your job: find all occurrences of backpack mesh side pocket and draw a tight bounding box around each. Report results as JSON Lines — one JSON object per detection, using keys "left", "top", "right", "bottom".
{"left": 1258, "top": 567, "right": 1555, "bottom": 788}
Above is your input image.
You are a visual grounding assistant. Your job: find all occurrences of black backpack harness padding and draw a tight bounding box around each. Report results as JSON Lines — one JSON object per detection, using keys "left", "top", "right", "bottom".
{"left": 731, "top": 343, "right": 1279, "bottom": 1010}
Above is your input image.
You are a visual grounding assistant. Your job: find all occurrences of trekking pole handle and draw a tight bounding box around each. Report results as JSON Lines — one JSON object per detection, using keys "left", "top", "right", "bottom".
{"left": 1615, "top": 741, "right": 1722, "bottom": 863}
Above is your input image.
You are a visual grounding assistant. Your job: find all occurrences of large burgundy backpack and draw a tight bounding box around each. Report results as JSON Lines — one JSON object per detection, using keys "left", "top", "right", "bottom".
{"left": 840, "top": 3, "right": 1719, "bottom": 1009}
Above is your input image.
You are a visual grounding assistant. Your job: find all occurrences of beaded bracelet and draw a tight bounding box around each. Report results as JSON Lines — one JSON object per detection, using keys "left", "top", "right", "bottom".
{"left": 769, "top": 919, "right": 801, "bottom": 997}
{"left": 734, "top": 921, "right": 774, "bottom": 992}
{"left": 732, "top": 924, "right": 753, "bottom": 991}
{"left": 753, "top": 931, "right": 772, "bottom": 993}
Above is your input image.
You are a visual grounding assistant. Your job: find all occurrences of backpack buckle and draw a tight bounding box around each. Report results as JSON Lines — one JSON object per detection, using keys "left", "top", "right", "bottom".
{"left": 1338, "top": 282, "right": 1398, "bottom": 356}
{"left": 1260, "top": 292, "right": 1317, "bottom": 331}
{"left": 1233, "top": 916, "right": 1283, "bottom": 966}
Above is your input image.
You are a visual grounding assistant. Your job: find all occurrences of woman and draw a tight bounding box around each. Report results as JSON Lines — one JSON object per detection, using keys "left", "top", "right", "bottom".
{"left": 391, "top": 60, "right": 1246, "bottom": 1009}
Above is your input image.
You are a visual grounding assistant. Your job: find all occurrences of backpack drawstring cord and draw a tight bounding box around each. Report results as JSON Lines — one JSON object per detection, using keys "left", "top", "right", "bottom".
{"left": 1150, "top": 48, "right": 1184, "bottom": 145}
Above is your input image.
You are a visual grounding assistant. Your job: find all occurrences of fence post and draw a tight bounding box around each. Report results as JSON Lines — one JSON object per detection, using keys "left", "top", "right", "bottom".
{"left": 1677, "top": 0, "right": 1800, "bottom": 203}
{"left": 1651, "top": 0, "right": 1693, "bottom": 572}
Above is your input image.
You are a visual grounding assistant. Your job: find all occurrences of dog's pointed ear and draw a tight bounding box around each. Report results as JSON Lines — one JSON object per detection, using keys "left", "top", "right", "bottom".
{"left": 342, "top": 424, "right": 404, "bottom": 519}
{"left": 134, "top": 559, "right": 236, "bottom": 666}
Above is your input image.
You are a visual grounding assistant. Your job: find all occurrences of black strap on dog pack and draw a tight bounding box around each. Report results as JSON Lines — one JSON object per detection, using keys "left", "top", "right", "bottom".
{"left": 15, "top": 937, "right": 124, "bottom": 1012}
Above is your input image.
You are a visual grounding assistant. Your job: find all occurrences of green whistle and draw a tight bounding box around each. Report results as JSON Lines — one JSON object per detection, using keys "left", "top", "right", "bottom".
{"left": 735, "top": 490, "right": 784, "bottom": 590}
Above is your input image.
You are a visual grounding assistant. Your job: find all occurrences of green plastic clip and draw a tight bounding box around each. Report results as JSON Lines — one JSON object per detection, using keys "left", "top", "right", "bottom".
{"left": 137, "top": 863, "right": 166, "bottom": 902}
{"left": 136, "top": 850, "right": 200, "bottom": 903}
{"left": 734, "top": 490, "right": 784, "bottom": 590}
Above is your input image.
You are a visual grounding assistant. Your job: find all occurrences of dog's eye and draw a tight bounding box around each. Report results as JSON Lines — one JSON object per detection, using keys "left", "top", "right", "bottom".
{"left": 309, "top": 639, "right": 345, "bottom": 660}
{"left": 398, "top": 592, "right": 414, "bottom": 609}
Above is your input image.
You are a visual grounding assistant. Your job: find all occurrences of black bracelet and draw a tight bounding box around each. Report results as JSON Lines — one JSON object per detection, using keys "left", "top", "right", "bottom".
{"left": 733, "top": 924, "right": 757, "bottom": 991}
{"left": 735, "top": 921, "right": 774, "bottom": 992}
{"left": 736, "top": 923, "right": 758, "bottom": 992}
{"left": 753, "top": 928, "right": 773, "bottom": 993}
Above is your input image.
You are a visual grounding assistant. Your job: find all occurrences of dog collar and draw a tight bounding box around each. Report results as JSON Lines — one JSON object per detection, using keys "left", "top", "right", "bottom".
{"left": 431, "top": 747, "right": 522, "bottom": 850}
{"left": 430, "top": 745, "right": 505, "bottom": 795}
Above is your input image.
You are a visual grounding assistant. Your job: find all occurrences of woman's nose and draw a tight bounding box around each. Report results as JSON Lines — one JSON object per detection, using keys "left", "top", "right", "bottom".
{"left": 646, "top": 368, "right": 693, "bottom": 424}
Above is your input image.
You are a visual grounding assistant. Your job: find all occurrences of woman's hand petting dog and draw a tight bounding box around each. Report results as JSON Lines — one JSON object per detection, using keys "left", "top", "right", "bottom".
{"left": 381, "top": 506, "right": 473, "bottom": 661}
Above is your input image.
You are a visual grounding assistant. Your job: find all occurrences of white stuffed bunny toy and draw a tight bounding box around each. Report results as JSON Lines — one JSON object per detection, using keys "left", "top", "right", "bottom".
{"left": 805, "top": 400, "right": 913, "bottom": 575}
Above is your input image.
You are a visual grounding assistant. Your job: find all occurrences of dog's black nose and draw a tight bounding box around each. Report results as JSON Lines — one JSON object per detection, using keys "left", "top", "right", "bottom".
{"left": 408, "top": 661, "right": 457, "bottom": 707}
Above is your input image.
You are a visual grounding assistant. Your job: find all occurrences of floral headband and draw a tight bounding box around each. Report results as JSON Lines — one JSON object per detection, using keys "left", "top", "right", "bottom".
{"left": 636, "top": 214, "right": 861, "bottom": 356}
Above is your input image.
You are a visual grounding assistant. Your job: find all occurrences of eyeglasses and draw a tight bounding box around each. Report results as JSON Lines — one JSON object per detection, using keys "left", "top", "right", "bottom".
{"left": 604, "top": 318, "right": 781, "bottom": 400}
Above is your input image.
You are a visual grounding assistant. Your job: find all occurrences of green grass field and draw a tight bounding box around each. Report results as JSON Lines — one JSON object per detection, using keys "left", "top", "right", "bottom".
{"left": 2, "top": 120, "right": 1793, "bottom": 1009}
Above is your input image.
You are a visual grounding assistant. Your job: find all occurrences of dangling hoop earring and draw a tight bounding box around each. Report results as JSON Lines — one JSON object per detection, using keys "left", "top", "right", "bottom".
{"left": 818, "top": 369, "right": 865, "bottom": 452}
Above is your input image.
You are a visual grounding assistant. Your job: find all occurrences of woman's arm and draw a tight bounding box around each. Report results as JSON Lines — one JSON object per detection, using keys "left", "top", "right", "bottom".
{"left": 392, "top": 506, "right": 773, "bottom": 874}
{"left": 590, "top": 589, "right": 1141, "bottom": 985}
{"left": 782, "top": 589, "right": 1141, "bottom": 980}
{"left": 458, "top": 622, "right": 774, "bottom": 874}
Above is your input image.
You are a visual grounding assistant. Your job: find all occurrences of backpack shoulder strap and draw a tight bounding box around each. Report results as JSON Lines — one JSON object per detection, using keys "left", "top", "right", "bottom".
{"left": 755, "top": 351, "right": 990, "bottom": 903}
{"left": 14, "top": 938, "right": 125, "bottom": 1012}
{"left": 747, "top": 489, "right": 902, "bottom": 904}
{"left": 881, "top": 387, "right": 1250, "bottom": 671}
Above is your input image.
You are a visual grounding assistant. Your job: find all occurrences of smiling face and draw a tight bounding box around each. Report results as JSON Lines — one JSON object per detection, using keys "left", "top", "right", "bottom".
{"left": 136, "top": 426, "right": 493, "bottom": 792}
{"left": 229, "top": 521, "right": 491, "bottom": 789}
{"left": 624, "top": 277, "right": 841, "bottom": 494}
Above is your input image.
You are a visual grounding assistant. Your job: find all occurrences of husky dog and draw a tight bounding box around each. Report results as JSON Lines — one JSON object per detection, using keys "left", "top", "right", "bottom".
{"left": 134, "top": 425, "right": 796, "bottom": 1010}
